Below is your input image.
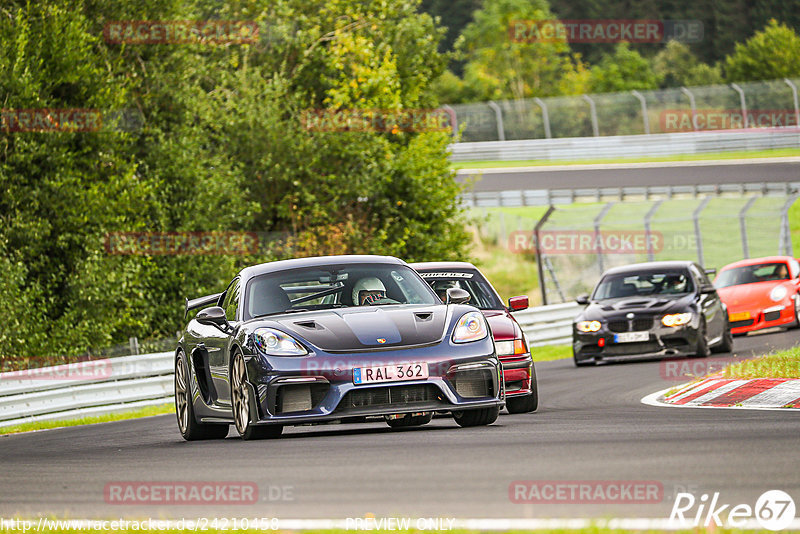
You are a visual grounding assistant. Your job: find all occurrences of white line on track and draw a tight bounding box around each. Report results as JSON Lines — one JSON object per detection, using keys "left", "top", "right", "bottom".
{"left": 456, "top": 156, "right": 800, "bottom": 174}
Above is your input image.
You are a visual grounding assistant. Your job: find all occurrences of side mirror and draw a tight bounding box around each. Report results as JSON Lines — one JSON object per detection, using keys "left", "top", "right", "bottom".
{"left": 446, "top": 287, "right": 471, "bottom": 305}
{"left": 508, "top": 295, "right": 528, "bottom": 311}
{"left": 196, "top": 306, "right": 229, "bottom": 329}
{"left": 704, "top": 268, "right": 717, "bottom": 277}
{"left": 700, "top": 284, "right": 716, "bottom": 295}
{"left": 575, "top": 294, "right": 590, "bottom": 305}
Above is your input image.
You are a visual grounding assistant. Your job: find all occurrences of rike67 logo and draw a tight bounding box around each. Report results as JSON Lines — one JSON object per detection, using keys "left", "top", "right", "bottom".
{"left": 670, "top": 490, "right": 796, "bottom": 530}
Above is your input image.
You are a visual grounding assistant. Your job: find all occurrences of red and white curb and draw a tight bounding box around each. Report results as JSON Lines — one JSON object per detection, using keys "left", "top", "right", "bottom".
{"left": 642, "top": 376, "right": 800, "bottom": 411}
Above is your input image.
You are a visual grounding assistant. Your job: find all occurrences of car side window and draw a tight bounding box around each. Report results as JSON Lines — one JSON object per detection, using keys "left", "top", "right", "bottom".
{"left": 221, "top": 278, "right": 240, "bottom": 321}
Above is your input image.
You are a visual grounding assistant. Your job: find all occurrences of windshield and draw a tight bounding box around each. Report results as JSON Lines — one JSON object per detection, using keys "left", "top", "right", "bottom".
{"left": 715, "top": 262, "right": 790, "bottom": 288}
{"left": 417, "top": 270, "right": 504, "bottom": 309}
{"left": 593, "top": 270, "right": 694, "bottom": 300}
{"left": 244, "top": 263, "right": 439, "bottom": 319}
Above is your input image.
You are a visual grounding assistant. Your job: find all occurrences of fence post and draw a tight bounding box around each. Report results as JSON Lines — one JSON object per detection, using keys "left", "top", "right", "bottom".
{"left": 487, "top": 101, "right": 505, "bottom": 141}
{"left": 785, "top": 79, "right": 800, "bottom": 128}
{"left": 594, "top": 202, "right": 614, "bottom": 274}
{"left": 631, "top": 90, "right": 650, "bottom": 134}
{"left": 693, "top": 197, "right": 711, "bottom": 266}
{"left": 533, "top": 97, "right": 552, "bottom": 139}
{"left": 780, "top": 194, "right": 798, "bottom": 256}
{"left": 730, "top": 83, "right": 748, "bottom": 129}
{"left": 442, "top": 105, "right": 458, "bottom": 140}
{"left": 681, "top": 87, "right": 698, "bottom": 132}
{"left": 738, "top": 196, "right": 757, "bottom": 258}
{"left": 535, "top": 206, "right": 555, "bottom": 305}
{"left": 582, "top": 94, "right": 599, "bottom": 137}
{"left": 644, "top": 199, "right": 664, "bottom": 261}
{"left": 129, "top": 337, "right": 139, "bottom": 356}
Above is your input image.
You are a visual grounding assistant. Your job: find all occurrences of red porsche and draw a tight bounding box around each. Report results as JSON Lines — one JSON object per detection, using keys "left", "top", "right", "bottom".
{"left": 714, "top": 256, "right": 800, "bottom": 334}
{"left": 410, "top": 262, "right": 538, "bottom": 413}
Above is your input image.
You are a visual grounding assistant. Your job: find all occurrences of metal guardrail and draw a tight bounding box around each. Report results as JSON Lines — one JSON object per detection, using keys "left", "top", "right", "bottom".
{"left": 0, "top": 352, "right": 175, "bottom": 427}
{"left": 461, "top": 181, "right": 800, "bottom": 208}
{"left": 450, "top": 128, "right": 800, "bottom": 162}
{"left": 512, "top": 302, "right": 583, "bottom": 347}
{"left": 0, "top": 306, "right": 581, "bottom": 427}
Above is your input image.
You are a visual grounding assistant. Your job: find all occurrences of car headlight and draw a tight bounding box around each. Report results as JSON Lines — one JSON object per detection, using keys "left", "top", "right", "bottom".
{"left": 453, "top": 311, "right": 488, "bottom": 343}
{"left": 576, "top": 320, "right": 601, "bottom": 333}
{"left": 770, "top": 285, "right": 788, "bottom": 302}
{"left": 253, "top": 328, "right": 308, "bottom": 356}
{"left": 495, "top": 338, "right": 527, "bottom": 356}
{"left": 662, "top": 313, "right": 692, "bottom": 327}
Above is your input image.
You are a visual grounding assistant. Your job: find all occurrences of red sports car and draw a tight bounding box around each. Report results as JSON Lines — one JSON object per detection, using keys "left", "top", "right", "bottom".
{"left": 714, "top": 256, "right": 800, "bottom": 334}
{"left": 410, "top": 262, "right": 538, "bottom": 413}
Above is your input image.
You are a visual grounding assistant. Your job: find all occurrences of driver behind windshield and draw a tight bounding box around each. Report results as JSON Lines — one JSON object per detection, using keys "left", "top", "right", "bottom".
{"left": 351, "top": 276, "right": 398, "bottom": 305}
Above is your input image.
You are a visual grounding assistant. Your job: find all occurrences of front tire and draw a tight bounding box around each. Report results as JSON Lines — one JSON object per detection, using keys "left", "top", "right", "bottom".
{"left": 506, "top": 364, "right": 539, "bottom": 413}
{"left": 712, "top": 317, "right": 734, "bottom": 353}
{"left": 690, "top": 320, "right": 711, "bottom": 358}
{"left": 231, "top": 351, "right": 283, "bottom": 440}
{"left": 175, "top": 352, "right": 229, "bottom": 441}
{"left": 452, "top": 406, "right": 499, "bottom": 427}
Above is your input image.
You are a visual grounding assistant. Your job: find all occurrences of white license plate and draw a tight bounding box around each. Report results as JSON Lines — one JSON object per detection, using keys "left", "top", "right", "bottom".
{"left": 353, "top": 363, "right": 429, "bottom": 385}
{"left": 614, "top": 331, "right": 649, "bottom": 343}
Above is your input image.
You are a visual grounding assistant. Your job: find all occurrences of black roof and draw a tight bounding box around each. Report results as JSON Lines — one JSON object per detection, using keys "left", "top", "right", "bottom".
{"left": 239, "top": 254, "right": 406, "bottom": 281}
{"left": 602, "top": 260, "right": 696, "bottom": 276}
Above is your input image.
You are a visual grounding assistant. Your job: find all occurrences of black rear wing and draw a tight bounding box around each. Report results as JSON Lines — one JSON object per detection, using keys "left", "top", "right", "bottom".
{"left": 184, "top": 292, "right": 223, "bottom": 321}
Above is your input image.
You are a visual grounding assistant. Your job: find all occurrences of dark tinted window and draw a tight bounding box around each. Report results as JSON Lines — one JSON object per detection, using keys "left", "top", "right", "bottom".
{"left": 593, "top": 270, "right": 694, "bottom": 300}
{"left": 221, "top": 278, "right": 240, "bottom": 321}
{"left": 417, "top": 270, "right": 504, "bottom": 309}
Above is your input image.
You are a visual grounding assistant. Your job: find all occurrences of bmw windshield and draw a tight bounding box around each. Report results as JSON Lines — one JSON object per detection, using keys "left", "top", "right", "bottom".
{"left": 592, "top": 271, "right": 694, "bottom": 300}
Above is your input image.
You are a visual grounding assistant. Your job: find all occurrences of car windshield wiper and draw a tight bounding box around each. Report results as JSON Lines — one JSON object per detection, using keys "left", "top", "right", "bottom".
{"left": 253, "top": 308, "right": 309, "bottom": 318}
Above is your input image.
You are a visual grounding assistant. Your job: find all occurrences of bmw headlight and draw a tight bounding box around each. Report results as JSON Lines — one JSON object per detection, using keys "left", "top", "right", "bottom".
{"left": 453, "top": 311, "right": 488, "bottom": 343}
{"left": 770, "top": 285, "right": 788, "bottom": 302}
{"left": 576, "top": 320, "right": 602, "bottom": 333}
{"left": 253, "top": 328, "right": 308, "bottom": 356}
{"left": 662, "top": 313, "right": 692, "bottom": 327}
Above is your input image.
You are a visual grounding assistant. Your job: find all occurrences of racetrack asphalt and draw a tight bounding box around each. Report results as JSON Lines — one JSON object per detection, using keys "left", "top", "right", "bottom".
{"left": 2, "top": 329, "right": 798, "bottom": 521}
{"left": 456, "top": 158, "right": 800, "bottom": 192}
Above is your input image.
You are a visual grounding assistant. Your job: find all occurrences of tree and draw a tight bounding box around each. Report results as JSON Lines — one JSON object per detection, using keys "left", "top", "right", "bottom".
{"left": 653, "top": 41, "right": 722, "bottom": 88}
{"left": 589, "top": 42, "right": 659, "bottom": 93}
{"left": 456, "top": 0, "right": 588, "bottom": 102}
{"left": 725, "top": 19, "right": 800, "bottom": 82}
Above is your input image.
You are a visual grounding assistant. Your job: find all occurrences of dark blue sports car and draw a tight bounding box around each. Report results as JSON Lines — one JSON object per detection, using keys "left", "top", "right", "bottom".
{"left": 175, "top": 255, "right": 504, "bottom": 440}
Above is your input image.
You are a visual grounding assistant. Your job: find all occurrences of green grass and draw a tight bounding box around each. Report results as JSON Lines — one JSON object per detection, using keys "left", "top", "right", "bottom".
{"left": 531, "top": 344, "right": 571, "bottom": 362}
{"left": 0, "top": 403, "right": 174, "bottom": 436}
{"left": 721, "top": 347, "right": 800, "bottom": 379}
{"left": 451, "top": 147, "right": 800, "bottom": 169}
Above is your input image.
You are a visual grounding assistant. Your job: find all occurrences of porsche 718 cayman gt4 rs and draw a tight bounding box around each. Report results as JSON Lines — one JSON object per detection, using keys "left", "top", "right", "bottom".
{"left": 175, "top": 255, "right": 504, "bottom": 440}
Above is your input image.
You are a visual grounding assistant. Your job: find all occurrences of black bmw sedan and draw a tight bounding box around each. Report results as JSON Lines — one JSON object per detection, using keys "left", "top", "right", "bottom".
{"left": 572, "top": 261, "right": 733, "bottom": 366}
